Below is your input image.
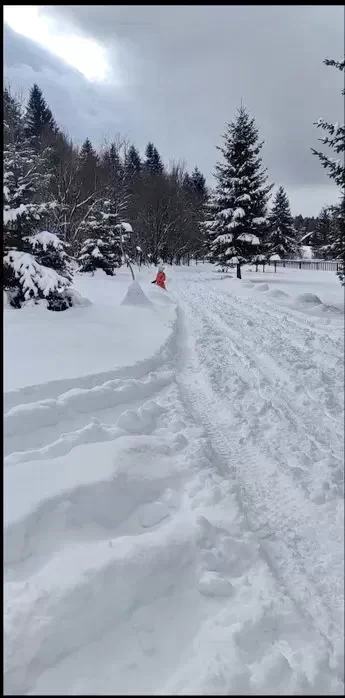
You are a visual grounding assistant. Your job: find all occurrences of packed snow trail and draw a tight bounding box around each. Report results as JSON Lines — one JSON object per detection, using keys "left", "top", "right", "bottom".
{"left": 4, "top": 267, "right": 344, "bottom": 695}
{"left": 173, "top": 273, "right": 343, "bottom": 658}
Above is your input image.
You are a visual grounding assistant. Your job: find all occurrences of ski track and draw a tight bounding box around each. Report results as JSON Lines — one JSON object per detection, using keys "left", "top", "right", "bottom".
{"left": 4, "top": 272, "right": 344, "bottom": 695}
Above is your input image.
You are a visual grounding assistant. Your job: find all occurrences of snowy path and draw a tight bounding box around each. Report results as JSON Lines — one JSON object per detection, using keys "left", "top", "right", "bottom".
{"left": 4, "top": 269, "right": 344, "bottom": 695}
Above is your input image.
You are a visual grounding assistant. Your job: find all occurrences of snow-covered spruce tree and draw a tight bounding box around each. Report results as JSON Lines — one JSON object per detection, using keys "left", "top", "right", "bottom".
{"left": 312, "top": 58, "right": 345, "bottom": 284}
{"left": 124, "top": 145, "right": 142, "bottom": 180}
{"left": 205, "top": 104, "right": 273, "bottom": 278}
{"left": 3, "top": 88, "right": 72, "bottom": 310}
{"left": 78, "top": 237, "right": 114, "bottom": 275}
{"left": 145, "top": 142, "right": 164, "bottom": 176}
{"left": 25, "top": 83, "right": 57, "bottom": 147}
{"left": 312, "top": 206, "right": 333, "bottom": 256}
{"left": 267, "top": 186, "right": 297, "bottom": 259}
{"left": 78, "top": 199, "right": 122, "bottom": 275}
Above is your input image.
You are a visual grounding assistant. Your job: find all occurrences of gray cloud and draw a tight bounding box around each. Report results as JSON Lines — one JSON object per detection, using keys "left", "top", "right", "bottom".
{"left": 4, "top": 5, "right": 344, "bottom": 215}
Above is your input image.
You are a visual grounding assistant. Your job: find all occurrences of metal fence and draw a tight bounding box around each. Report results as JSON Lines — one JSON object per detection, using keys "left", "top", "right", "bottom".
{"left": 273, "top": 259, "right": 340, "bottom": 272}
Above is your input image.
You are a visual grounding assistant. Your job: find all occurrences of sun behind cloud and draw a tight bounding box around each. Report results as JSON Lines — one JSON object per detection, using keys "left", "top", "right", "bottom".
{"left": 4, "top": 5, "right": 111, "bottom": 82}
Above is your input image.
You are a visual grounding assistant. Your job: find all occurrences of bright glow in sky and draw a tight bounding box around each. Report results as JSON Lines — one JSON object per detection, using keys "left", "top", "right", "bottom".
{"left": 4, "top": 5, "right": 110, "bottom": 82}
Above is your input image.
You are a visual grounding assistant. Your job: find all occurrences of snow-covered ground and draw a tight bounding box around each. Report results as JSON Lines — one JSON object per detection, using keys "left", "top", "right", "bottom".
{"left": 4, "top": 264, "right": 344, "bottom": 695}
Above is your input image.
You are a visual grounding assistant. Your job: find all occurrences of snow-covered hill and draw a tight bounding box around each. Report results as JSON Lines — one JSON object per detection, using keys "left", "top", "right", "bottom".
{"left": 4, "top": 265, "right": 344, "bottom": 695}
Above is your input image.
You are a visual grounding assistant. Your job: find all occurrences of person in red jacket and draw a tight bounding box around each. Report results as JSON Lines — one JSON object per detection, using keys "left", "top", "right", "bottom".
{"left": 152, "top": 265, "right": 166, "bottom": 289}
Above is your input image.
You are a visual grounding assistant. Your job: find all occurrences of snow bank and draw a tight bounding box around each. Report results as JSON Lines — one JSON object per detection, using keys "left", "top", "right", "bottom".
{"left": 121, "top": 280, "right": 153, "bottom": 307}
{"left": 295, "top": 292, "right": 322, "bottom": 306}
{"left": 4, "top": 268, "right": 175, "bottom": 391}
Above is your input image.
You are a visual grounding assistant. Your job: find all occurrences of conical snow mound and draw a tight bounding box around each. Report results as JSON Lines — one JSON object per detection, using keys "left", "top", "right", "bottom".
{"left": 121, "top": 281, "right": 153, "bottom": 307}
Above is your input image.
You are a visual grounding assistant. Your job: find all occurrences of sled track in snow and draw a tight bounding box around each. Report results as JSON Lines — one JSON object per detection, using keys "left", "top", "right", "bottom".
{"left": 4, "top": 280, "right": 344, "bottom": 695}
{"left": 175, "top": 280, "right": 344, "bottom": 668}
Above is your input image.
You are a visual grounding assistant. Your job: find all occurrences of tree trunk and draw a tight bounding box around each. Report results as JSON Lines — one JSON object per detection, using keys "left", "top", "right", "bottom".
{"left": 236, "top": 263, "right": 241, "bottom": 279}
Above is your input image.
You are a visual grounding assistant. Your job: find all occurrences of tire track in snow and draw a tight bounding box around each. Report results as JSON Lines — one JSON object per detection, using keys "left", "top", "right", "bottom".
{"left": 174, "top": 279, "right": 344, "bottom": 672}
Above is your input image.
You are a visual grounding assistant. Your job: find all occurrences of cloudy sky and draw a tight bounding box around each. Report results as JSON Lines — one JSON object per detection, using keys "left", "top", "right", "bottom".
{"left": 4, "top": 5, "right": 344, "bottom": 215}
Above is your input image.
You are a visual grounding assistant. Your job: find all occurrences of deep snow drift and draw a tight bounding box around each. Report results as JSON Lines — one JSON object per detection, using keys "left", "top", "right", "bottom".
{"left": 4, "top": 264, "right": 344, "bottom": 695}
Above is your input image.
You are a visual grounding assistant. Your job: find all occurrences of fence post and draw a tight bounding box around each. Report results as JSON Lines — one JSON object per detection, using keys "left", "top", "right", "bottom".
{"left": 299, "top": 262, "right": 302, "bottom": 269}
{"left": 262, "top": 263, "right": 265, "bottom": 273}
{"left": 256, "top": 263, "right": 258, "bottom": 272}
{"left": 337, "top": 263, "right": 339, "bottom": 272}
{"left": 274, "top": 262, "right": 277, "bottom": 273}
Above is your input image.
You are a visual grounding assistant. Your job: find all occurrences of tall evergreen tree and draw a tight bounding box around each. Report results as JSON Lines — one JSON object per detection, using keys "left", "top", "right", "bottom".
{"left": 313, "top": 207, "right": 332, "bottom": 254}
{"left": 25, "top": 84, "right": 57, "bottom": 145}
{"left": 267, "top": 186, "right": 297, "bottom": 259}
{"left": 312, "top": 58, "right": 345, "bottom": 284}
{"left": 205, "top": 104, "right": 273, "bottom": 278}
{"left": 191, "top": 166, "right": 207, "bottom": 198}
{"left": 79, "top": 138, "right": 99, "bottom": 200}
{"left": 124, "top": 145, "right": 142, "bottom": 179}
{"left": 145, "top": 142, "right": 164, "bottom": 175}
{"left": 80, "top": 138, "right": 98, "bottom": 164}
{"left": 3, "top": 88, "right": 73, "bottom": 310}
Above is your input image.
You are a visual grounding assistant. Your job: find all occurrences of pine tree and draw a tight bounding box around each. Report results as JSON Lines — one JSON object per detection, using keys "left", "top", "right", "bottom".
{"left": 30, "top": 231, "right": 72, "bottom": 276}
{"left": 205, "top": 104, "right": 273, "bottom": 278}
{"left": 77, "top": 198, "right": 122, "bottom": 274}
{"left": 3, "top": 88, "right": 72, "bottom": 310}
{"left": 313, "top": 207, "right": 332, "bottom": 255}
{"left": 267, "top": 186, "right": 297, "bottom": 259}
{"left": 25, "top": 84, "right": 57, "bottom": 145}
{"left": 124, "top": 145, "right": 142, "bottom": 179}
{"left": 4, "top": 87, "right": 53, "bottom": 253}
{"left": 312, "top": 58, "right": 345, "bottom": 283}
{"left": 191, "top": 167, "right": 207, "bottom": 198}
{"left": 145, "top": 142, "right": 164, "bottom": 175}
{"left": 78, "top": 237, "right": 115, "bottom": 275}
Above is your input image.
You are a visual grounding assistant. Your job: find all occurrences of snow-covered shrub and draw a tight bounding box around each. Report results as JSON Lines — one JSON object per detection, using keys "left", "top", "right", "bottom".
{"left": 30, "top": 231, "right": 72, "bottom": 278}
{"left": 3, "top": 251, "right": 73, "bottom": 311}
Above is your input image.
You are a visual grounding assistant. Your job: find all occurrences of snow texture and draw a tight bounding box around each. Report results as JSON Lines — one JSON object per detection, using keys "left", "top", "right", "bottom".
{"left": 4, "top": 264, "right": 344, "bottom": 696}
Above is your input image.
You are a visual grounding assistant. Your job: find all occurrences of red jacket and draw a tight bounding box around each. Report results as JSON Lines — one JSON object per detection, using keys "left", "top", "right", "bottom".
{"left": 155, "top": 271, "right": 166, "bottom": 289}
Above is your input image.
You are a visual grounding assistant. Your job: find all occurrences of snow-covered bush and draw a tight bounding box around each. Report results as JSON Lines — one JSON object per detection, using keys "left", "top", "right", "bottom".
{"left": 30, "top": 231, "right": 72, "bottom": 278}
{"left": 3, "top": 251, "right": 73, "bottom": 311}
